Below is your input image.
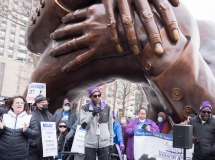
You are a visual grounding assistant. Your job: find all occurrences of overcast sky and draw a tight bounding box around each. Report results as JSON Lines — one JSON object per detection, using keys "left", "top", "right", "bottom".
{"left": 181, "top": 0, "right": 215, "bottom": 22}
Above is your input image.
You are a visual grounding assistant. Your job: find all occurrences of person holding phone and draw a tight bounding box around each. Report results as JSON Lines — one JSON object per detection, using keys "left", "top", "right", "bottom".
{"left": 188, "top": 101, "right": 215, "bottom": 160}
{"left": 125, "top": 108, "right": 159, "bottom": 160}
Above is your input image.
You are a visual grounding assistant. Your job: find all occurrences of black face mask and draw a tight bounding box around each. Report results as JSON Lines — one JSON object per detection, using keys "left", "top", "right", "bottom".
{"left": 42, "top": 104, "right": 48, "bottom": 111}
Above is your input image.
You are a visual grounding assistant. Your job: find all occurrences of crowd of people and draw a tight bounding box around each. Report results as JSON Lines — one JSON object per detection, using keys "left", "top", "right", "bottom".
{"left": 0, "top": 86, "right": 215, "bottom": 160}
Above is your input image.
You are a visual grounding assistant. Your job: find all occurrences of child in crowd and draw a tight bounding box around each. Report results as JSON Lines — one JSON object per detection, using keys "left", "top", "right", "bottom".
{"left": 55, "top": 121, "right": 69, "bottom": 160}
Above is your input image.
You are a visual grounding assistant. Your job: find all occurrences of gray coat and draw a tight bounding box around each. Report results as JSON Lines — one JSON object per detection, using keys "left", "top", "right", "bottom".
{"left": 80, "top": 103, "right": 113, "bottom": 148}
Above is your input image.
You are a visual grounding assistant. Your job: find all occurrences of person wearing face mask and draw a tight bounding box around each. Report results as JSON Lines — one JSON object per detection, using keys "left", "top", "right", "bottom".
{"left": 53, "top": 98, "right": 80, "bottom": 148}
{"left": 156, "top": 112, "right": 170, "bottom": 134}
{"left": 28, "top": 94, "right": 54, "bottom": 160}
{"left": 120, "top": 116, "right": 129, "bottom": 153}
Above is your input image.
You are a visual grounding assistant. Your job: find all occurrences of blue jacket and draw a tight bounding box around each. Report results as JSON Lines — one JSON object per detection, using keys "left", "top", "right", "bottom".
{"left": 113, "top": 121, "right": 123, "bottom": 145}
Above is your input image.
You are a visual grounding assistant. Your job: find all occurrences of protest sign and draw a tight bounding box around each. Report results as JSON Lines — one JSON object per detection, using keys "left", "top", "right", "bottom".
{"left": 71, "top": 125, "right": 85, "bottom": 154}
{"left": 41, "top": 122, "right": 58, "bottom": 157}
{"left": 134, "top": 129, "right": 193, "bottom": 160}
{"left": 26, "top": 83, "right": 46, "bottom": 103}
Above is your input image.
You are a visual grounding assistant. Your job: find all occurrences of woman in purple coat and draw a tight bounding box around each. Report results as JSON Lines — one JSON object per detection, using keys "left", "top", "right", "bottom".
{"left": 126, "top": 108, "right": 159, "bottom": 160}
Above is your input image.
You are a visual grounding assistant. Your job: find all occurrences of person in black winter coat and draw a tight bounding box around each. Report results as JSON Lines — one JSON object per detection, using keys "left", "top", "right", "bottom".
{"left": 28, "top": 95, "right": 54, "bottom": 160}
{"left": 0, "top": 95, "right": 39, "bottom": 160}
{"left": 57, "top": 121, "right": 69, "bottom": 152}
{"left": 189, "top": 101, "right": 215, "bottom": 160}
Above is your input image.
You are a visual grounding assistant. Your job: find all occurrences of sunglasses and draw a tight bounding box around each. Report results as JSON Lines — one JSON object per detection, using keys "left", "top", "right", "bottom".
{"left": 202, "top": 111, "right": 211, "bottom": 114}
{"left": 92, "top": 94, "right": 101, "bottom": 98}
{"left": 59, "top": 125, "right": 67, "bottom": 128}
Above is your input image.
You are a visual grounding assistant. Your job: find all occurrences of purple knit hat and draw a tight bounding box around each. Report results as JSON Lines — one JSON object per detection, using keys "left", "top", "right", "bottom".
{"left": 200, "top": 101, "right": 212, "bottom": 111}
{"left": 88, "top": 86, "right": 101, "bottom": 97}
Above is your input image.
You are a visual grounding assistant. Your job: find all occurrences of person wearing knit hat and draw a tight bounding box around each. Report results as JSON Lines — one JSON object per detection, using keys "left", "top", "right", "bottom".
{"left": 156, "top": 112, "right": 170, "bottom": 133}
{"left": 53, "top": 98, "right": 79, "bottom": 141}
{"left": 88, "top": 86, "right": 101, "bottom": 98}
{"left": 188, "top": 101, "right": 215, "bottom": 160}
{"left": 80, "top": 86, "right": 113, "bottom": 160}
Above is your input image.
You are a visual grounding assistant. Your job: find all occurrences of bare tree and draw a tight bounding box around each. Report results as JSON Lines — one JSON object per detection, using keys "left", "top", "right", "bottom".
{"left": 106, "top": 81, "right": 119, "bottom": 112}
{"left": 134, "top": 84, "right": 148, "bottom": 115}
{"left": 117, "top": 80, "right": 138, "bottom": 116}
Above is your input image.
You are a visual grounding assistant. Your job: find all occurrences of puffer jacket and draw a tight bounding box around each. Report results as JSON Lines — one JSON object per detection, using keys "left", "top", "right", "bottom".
{"left": 0, "top": 110, "right": 39, "bottom": 160}
{"left": 189, "top": 115, "right": 215, "bottom": 159}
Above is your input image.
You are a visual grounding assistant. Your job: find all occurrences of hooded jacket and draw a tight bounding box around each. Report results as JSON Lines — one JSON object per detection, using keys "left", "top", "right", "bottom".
{"left": 189, "top": 115, "right": 215, "bottom": 159}
{"left": 0, "top": 110, "right": 39, "bottom": 160}
{"left": 80, "top": 103, "right": 113, "bottom": 148}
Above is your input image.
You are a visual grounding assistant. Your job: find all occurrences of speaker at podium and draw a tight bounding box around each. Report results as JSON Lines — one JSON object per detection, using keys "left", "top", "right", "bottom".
{"left": 173, "top": 124, "right": 193, "bottom": 149}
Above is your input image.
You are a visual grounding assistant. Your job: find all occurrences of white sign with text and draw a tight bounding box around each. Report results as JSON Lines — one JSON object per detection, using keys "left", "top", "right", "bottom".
{"left": 41, "top": 122, "right": 58, "bottom": 157}
{"left": 134, "top": 129, "right": 193, "bottom": 160}
{"left": 26, "top": 83, "right": 46, "bottom": 103}
{"left": 71, "top": 125, "right": 85, "bottom": 154}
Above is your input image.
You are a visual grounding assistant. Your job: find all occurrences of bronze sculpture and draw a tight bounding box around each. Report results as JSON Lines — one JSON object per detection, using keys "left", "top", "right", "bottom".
{"left": 25, "top": 1, "right": 215, "bottom": 123}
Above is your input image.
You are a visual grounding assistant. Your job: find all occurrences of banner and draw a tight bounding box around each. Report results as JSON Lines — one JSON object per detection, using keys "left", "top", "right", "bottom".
{"left": 71, "top": 125, "right": 85, "bottom": 154}
{"left": 26, "top": 83, "right": 46, "bottom": 103}
{"left": 41, "top": 122, "right": 58, "bottom": 157}
{"left": 134, "top": 129, "right": 193, "bottom": 160}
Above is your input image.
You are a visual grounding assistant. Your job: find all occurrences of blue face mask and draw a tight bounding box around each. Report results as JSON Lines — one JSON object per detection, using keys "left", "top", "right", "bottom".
{"left": 157, "top": 117, "right": 163, "bottom": 123}
{"left": 121, "top": 119, "right": 126, "bottom": 124}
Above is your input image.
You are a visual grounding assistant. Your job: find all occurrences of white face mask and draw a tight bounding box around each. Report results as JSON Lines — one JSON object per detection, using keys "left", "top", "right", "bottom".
{"left": 63, "top": 106, "right": 70, "bottom": 111}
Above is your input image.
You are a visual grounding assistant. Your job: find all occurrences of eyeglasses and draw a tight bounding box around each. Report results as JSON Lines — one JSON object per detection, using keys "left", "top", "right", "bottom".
{"left": 14, "top": 102, "right": 25, "bottom": 105}
{"left": 92, "top": 94, "right": 101, "bottom": 98}
{"left": 202, "top": 111, "right": 211, "bottom": 114}
{"left": 59, "top": 125, "right": 67, "bottom": 128}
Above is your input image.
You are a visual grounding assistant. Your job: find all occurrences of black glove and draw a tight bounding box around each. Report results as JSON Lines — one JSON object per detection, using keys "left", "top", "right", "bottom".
{"left": 92, "top": 107, "right": 101, "bottom": 116}
{"left": 141, "top": 124, "right": 147, "bottom": 129}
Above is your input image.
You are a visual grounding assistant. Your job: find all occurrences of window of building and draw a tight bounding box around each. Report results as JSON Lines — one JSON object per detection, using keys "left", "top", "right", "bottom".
{"left": 0, "top": 39, "right": 4, "bottom": 45}
{"left": 9, "top": 42, "right": 14, "bottom": 48}
{"left": 10, "top": 26, "right": 16, "bottom": 33}
{"left": 10, "top": 34, "right": 15, "bottom": 41}
{"left": 17, "top": 52, "right": 27, "bottom": 59}
{"left": 0, "top": 62, "right": 5, "bottom": 95}
{"left": 0, "top": 23, "right": 6, "bottom": 30}
{"left": 0, "top": 48, "right": 4, "bottom": 56}
{"left": 20, "top": 30, "right": 25, "bottom": 35}
{"left": 19, "top": 37, "right": 25, "bottom": 43}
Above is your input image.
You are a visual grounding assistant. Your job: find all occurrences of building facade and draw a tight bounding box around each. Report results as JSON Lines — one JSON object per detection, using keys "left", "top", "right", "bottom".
{"left": 0, "top": 0, "right": 37, "bottom": 101}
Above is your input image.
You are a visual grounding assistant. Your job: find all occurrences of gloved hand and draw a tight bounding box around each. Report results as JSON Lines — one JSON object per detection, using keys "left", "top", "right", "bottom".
{"left": 109, "top": 145, "right": 113, "bottom": 153}
{"left": 120, "top": 142, "right": 125, "bottom": 151}
{"left": 92, "top": 107, "right": 101, "bottom": 116}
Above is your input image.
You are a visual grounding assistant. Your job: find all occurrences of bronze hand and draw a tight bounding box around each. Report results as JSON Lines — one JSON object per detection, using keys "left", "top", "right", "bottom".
{"left": 103, "top": 0, "right": 180, "bottom": 55}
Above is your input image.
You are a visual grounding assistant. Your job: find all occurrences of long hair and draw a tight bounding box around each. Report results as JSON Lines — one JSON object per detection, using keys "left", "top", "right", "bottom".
{"left": 6, "top": 95, "right": 30, "bottom": 114}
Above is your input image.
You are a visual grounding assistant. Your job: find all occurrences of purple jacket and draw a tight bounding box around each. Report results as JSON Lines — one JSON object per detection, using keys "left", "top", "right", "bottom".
{"left": 125, "top": 118, "right": 159, "bottom": 160}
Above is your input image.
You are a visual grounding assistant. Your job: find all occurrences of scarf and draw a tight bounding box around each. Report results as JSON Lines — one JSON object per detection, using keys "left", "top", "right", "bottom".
{"left": 89, "top": 100, "right": 106, "bottom": 109}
